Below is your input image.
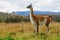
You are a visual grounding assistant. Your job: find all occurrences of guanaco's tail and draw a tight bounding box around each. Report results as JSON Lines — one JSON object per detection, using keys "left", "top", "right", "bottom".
{"left": 49, "top": 16, "right": 52, "bottom": 23}
{"left": 49, "top": 16, "right": 52, "bottom": 18}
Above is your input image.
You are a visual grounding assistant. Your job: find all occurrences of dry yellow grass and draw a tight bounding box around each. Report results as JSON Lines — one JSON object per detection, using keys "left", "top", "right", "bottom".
{"left": 0, "top": 22, "right": 60, "bottom": 40}
{"left": 0, "top": 22, "right": 34, "bottom": 37}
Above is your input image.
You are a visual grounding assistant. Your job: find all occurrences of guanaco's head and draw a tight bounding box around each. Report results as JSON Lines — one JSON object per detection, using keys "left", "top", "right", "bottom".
{"left": 26, "top": 4, "right": 32, "bottom": 9}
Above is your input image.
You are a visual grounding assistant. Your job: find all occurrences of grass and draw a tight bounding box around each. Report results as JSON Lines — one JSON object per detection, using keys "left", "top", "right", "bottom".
{"left": 0, "top": 22, "right": 60, "bottom": 40}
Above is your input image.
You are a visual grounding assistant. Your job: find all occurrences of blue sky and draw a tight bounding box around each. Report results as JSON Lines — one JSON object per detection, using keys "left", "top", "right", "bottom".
{"left": 0, "top": 0, "right": 60, "bottom": 12}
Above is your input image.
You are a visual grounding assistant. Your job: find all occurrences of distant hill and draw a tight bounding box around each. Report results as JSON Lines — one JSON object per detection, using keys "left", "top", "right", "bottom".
{"left": 0, "top": 12, "right": 12, "bottom": 19}
{"left": 0, "top": 12, "right": 23, "bottom": 22}
{"left": 0, "top": 11, "right": 60, "bottom": 22}
{"left": 15, "top": 11, "right": 60, "bottom": 16}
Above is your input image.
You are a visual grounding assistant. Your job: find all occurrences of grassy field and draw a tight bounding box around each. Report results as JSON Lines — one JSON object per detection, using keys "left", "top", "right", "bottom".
{"left": 0, "top": 22, "right": 60, "bottom": 40}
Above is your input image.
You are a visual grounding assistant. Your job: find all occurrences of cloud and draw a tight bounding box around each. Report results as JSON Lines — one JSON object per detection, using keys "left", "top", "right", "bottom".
{"left": 0, "top": 0, "right": 36, "bottom": 12}
{"left": 0, "top": 0, "right": 22, "bottom": 12}
{"left": 33, "top": 0, "right": 60, "bottom": 12}
{"left": 0, "top": 0, "right": 60, "bottom": 12}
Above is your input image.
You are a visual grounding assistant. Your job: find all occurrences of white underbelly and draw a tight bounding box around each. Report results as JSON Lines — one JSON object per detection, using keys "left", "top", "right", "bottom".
{"left": 39, "top": 19, "right": 47, "bottom": 26}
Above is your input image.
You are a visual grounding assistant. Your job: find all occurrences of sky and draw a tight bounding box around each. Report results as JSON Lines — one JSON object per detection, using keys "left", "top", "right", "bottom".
{"left": 0, "top": 0, "right": 60, "bottom": 12}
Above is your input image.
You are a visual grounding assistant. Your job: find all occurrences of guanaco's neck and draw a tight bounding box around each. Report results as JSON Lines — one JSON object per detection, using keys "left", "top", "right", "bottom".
{"left": 30, "top": 7, "right": 34, "bottom": 16}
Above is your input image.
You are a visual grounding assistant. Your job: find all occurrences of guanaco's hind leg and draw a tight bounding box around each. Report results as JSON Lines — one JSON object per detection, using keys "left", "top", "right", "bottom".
{"left": 46, "top": 24, "right": 49, "bottom": 31}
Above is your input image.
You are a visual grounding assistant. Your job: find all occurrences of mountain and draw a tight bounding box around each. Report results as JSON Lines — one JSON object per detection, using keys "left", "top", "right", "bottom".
{"left": 15, "top": 11, "right": 60, "bottom": 16}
